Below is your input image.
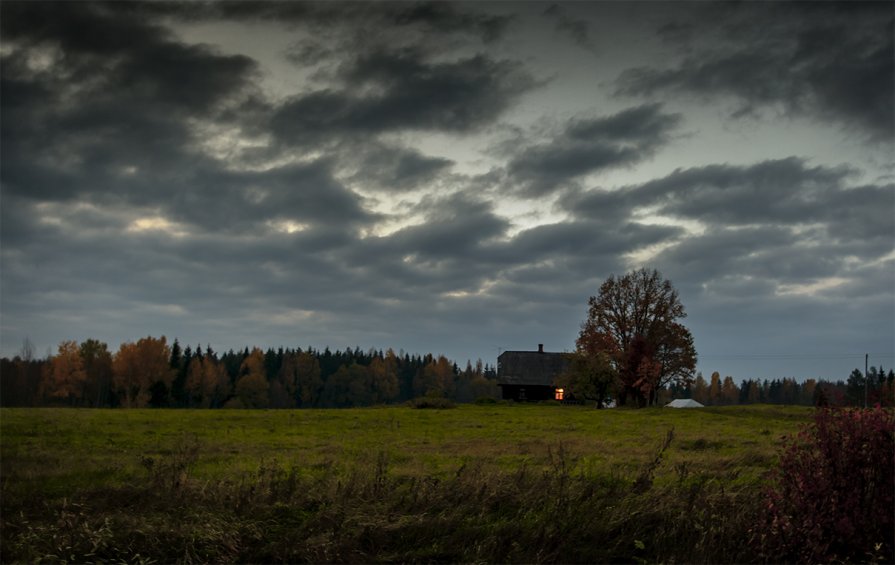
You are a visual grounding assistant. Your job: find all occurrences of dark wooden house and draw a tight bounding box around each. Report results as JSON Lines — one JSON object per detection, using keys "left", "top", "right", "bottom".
{"left": 497, "top": 344, "right": 570, "bottom": 402}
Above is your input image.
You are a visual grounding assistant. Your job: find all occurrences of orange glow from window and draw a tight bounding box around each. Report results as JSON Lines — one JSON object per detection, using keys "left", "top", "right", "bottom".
{"left": 555, "top": 388, "right": 564, "bottom": 401}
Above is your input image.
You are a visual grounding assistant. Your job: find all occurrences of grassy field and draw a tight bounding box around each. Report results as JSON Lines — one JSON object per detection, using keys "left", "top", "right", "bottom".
{"left": 1, "top": 403, "right": 812, "bottom": 563}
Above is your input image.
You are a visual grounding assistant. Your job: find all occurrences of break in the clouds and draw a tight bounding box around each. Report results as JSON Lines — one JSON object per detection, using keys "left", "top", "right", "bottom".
{"left": 1, "top": 1, "right": 892, "bottom": 380}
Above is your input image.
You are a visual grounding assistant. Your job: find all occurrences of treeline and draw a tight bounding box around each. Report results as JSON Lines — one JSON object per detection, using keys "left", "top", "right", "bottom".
{"left": 667, "top": 369, "right": 895, "bottom": 407}
{"left": 0, "top": 336, "right": 499, "bottom": 408}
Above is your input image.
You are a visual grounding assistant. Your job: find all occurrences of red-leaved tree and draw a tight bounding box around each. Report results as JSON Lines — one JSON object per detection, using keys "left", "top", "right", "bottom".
{"left": 578, "top": 268, "right": 696, "bottom": 406}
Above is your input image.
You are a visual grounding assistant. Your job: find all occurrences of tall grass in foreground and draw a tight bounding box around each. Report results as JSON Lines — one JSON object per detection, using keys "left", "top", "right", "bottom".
{"left": 2, "top": 427, "right": 762, "bottom": 563}
{"left": 12, "top": 405, "right": 888, "bottom": 563}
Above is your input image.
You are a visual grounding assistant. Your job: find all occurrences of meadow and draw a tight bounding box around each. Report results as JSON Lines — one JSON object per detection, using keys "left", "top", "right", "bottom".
{"left": 1, "top": 403, "right": 812, "bottom": 563}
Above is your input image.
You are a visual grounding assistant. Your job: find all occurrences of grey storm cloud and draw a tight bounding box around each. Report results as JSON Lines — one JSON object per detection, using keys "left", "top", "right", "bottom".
{"left": 341, "top": 193, "right": 511, "bottom": 287}
{"left": 164, "top": 160, "right": 377, "bottom": 233}
{"left": 377, "top": 2, "right": 511, "bottom": 42}
{"left": 377, "top": 195, "right": 510, "bottom": 261}
{"left": 0, "top": 3, "right": 259, "bottom": 116}
{"left": 562, "top": 157, "right": 894, "bottom": 322}
{"left": 564, "top": 158, "right": 893, "bottom": 241}
{"left": 501, "top": 220, "right": 682, "bottom": 264}
{"left": 1, "top": 1, "right": 891, "bottom": 378}
{"left": 345, "top": 143, "right": 454, "bottom": 193}
{"left": 0, "top": 2, "right": 260, "bottom": 206}
{"left": 655, "top": 226, "right": 806, "bottom": 284}
{"left": 280, "top": 2, "right": 512, "bottom": 70}
{"left": 172, "top": 1, "right": 512, "bottom": 44}
{"left": 331, "top": 190, "right": 675, "bottom": 304}
{"left": 616, "top": 2, "right": 894, "bottom": 142}
{"left": 272, "top": 47, "right": 537, "bottom": 145}
{"left": 506, "top": 104, "right": 682, "bottom": 197}
{"left": 542, "top": 4, "right": 592, "bottom": 49}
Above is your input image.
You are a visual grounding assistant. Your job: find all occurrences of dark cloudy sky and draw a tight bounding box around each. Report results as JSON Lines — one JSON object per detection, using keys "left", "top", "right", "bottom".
{"left": 2, "top": 1, "right": 893, "bottom": 380}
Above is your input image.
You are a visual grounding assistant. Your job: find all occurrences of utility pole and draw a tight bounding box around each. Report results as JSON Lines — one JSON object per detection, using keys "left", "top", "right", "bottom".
{"left": 864, "top": 353, "right": 868, "bottom": 408}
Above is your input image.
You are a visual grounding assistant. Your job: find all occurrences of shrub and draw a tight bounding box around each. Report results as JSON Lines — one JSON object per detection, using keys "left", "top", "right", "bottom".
{"left": 756, "top": 406, "right": 894, "bottom": 562}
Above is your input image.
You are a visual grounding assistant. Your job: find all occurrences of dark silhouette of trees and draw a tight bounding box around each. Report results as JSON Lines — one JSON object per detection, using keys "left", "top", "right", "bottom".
{"left": 296, "top": 350, "right": 323, "bottom": 407}
{"left": 3, "top": 329, "right": 889, "bottom": 410}
{"left": 413, "top": 355, "right": 455, "bottom": 399}
{"left": 369, "top": 350, "right": 400, "bottom": 404}
{"left": 185, "top": 350, "right": 229, "bottom": 408}
{"left": 80, "top": 339, "right": 113, "bottom": 407}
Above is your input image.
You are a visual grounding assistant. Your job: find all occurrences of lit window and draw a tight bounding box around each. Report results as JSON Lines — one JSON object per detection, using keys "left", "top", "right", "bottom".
{"left": 555, "top": 388, "right": 564, "bottom": 401}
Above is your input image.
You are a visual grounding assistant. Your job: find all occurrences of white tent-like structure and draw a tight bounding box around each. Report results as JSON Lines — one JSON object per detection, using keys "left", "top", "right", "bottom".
{"left": 665, "top": 398, "right": 705, "bottom": 408}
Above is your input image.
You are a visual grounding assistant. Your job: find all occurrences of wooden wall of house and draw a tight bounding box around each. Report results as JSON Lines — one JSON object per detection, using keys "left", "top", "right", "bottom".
{"left": 499, "top": 384, "right": 556, "bottom": 402}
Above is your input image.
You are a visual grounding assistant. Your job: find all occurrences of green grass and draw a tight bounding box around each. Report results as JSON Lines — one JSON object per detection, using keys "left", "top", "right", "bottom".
{"left": 1, "top": 404, "right": 811, "bottom": 563}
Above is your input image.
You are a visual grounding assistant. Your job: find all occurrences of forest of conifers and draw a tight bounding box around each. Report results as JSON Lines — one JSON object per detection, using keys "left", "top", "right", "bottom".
{"left": 1, "top": 335, "right": 892, "bottom": 408}
{"left": 0, "top": 336, "right": 499, "bottom": 408}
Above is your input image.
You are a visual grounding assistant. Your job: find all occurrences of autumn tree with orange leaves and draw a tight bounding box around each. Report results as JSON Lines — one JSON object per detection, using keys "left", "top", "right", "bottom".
{"left": 112, "top": 336, "right": 175, "bottom": 408}
{"left": 48, "top": 340, "right": 87, "bottom": 405}
{"left": 577, "top": 268, "right": 696, "bottom": 407}
{"left": 185, "top": 353, "right": 230, "bottom": 408}
{"left": 233, "top": 348, "right": 269, "bottom": 408}
{"left": 369, "top": 349, "right": 400, "bottom": 404}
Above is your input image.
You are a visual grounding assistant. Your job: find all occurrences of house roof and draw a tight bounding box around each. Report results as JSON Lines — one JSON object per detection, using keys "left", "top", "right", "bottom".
{"left": 497, "top": 350, "right": 569, "bottom": 386}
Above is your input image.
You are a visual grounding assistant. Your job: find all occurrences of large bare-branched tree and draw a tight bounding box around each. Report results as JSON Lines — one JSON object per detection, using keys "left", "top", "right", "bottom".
{"left": 578, "top": 268, "right": 696, "bottom": 406}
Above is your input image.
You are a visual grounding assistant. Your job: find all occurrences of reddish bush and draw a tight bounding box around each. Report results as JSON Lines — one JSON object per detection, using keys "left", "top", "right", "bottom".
{"left": 756, "top": 406, "right": 894, "bottom": 562}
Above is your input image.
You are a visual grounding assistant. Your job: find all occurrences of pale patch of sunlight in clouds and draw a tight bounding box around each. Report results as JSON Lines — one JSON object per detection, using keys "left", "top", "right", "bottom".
{"left": 36, "top": 202, "right": 121, "bottom": 231}
{"left": 189, "top": 120, "right": 274, "bottom": 167}
{"left": 498, "top": 196, "right": 570, "bottom": 238}
{"left": 168, "top": 20, "right": 318, "bottom": 99}
{"left": 141, "top": 303, "right": 188, "bottom": 316}
{"left": 38, "top": 214, "right": 63, "bottom": 227}
{"left": 127, "top": 216, "right": 190, "bottom": 238}
{"left": 260, "top": 308, "right": 320, "bottom": 327}
{"left": 442, "top": 279, "right": 498, "bottom": 299}
{"left": 22, "top": 44, "right": 62, "bottom": 73}
{"left": 868, "top": 250, "right": 895, "bottom": 266}
{"left": 355, "top": 191, "right": 428, "bottom": 238}
{"left": 625, "top": 211, "right": 704, "bottom": 266}
{"left": 776, "top": 277, "right": 850, "bottom": 297}
{"left": 411, "top": 132, "right": 498, "bottom": 177}
{"left": 266, "top": 219, "right": 308, "bottom": 234}
{"left": 625, "top": 240, "right": 680, "bottom": 267}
